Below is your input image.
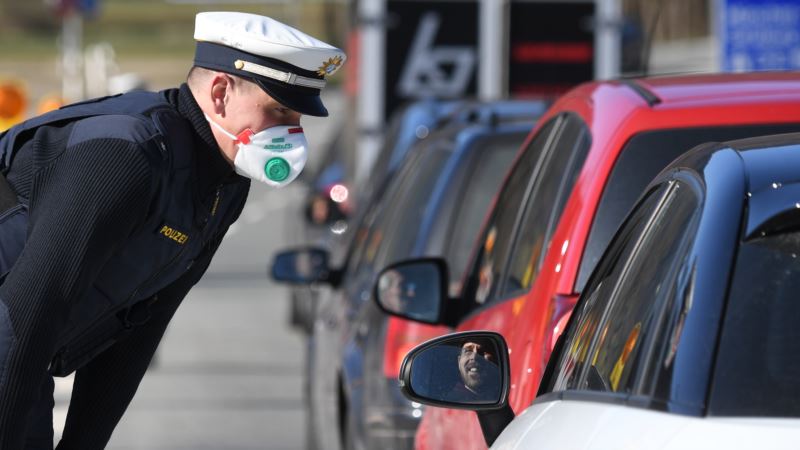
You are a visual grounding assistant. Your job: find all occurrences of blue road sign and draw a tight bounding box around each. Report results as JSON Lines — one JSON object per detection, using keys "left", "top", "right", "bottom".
{"left": 78, "top": 0, "right": 99, "bottom": 17}
{"left": 720, "top": 0, "right": 800, "bottom": 71}
{"left": 54, "top": 0, "right": 99, "bottom": 17}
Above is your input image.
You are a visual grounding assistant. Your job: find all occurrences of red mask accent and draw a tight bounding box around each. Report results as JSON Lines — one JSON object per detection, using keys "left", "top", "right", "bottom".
{"left": 236, "top": 128, "right": 254, "bottom": 145}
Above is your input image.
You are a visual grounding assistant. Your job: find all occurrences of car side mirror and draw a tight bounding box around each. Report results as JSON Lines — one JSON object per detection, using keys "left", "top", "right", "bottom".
{"left": 270, "top": 247, "right": 331, "bottom": 285}
{"left": 399, "top": 331, "right": 515, "bottom": 446}
{"left": 373, "top": 258, "right": 448, "bottom": 324}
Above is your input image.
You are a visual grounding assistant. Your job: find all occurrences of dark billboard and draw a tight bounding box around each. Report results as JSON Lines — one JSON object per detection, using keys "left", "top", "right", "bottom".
{"left": 508, "top": 1, "right": 595, "bottom": 97}
{"left": 385, "top": 0, "right": 479, "bottom": 119}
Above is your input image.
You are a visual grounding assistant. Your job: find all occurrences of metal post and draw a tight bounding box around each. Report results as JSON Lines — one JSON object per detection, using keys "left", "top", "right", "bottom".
{"left": 479, "top": 0, "right": 507, "bottom": 100}
{"left": 595, "top": 0, "right": 621, "bottom": 80}
{"left": 355, "top": 0, "right": 386, "bottom": 186}
{"left": 62, "top": 10, "right": 85, "bottom": 102}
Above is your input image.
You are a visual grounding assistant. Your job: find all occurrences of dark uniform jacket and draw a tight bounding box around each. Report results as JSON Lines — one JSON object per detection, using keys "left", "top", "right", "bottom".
{"left": 0, "top": 84, "right": 249, "bottom": 449}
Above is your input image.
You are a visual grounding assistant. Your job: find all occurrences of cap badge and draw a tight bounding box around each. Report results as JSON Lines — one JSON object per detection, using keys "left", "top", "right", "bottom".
{"left": 317, "top": 55, "right": 343, "bottom": 77}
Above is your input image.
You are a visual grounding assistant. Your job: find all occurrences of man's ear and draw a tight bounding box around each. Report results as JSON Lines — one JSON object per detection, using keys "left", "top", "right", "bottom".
{"left": 209, "top": 73, "right": 231, "bottom": 117}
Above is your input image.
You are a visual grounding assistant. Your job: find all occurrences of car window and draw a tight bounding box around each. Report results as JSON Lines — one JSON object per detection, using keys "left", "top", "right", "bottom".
{"left": 438, "top": 132, "right": 524, "bottom": 295}
{"left": 360, "top": 104, "right": 408, "bottom": 203}
{"left": 347, "top": 150, "right": 423, "bottom": 280}
{"left": 548, "top": 185, "right": 668, "bottom": 392}
{"left": 464, "top": 117, "right": 560, "bottom": 308}
{"left": 372, "top": 147, "right": 453, "bottom": 270}
{"left": 582, "top": 180, "right": 700, "bottom": 394}
{"left": 575, "top": 123, "right": 800, "bottom": 292}
{"left": 709, "top": 230, "right": 800, "bottom": 417}
{"left": 501, "top": 115, "right": 590, "bottom": 297}
{"left": 639, "top": 254, "right": 698, "bottom": 405}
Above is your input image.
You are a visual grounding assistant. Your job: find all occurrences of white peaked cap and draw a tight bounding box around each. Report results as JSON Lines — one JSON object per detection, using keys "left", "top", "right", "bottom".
{"left": 193, "top": 12, "right": 346, "bottom": 116}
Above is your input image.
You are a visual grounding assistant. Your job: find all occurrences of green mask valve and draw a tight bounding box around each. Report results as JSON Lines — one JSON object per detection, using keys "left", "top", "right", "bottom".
{"left": 265, "top": 157, "right": 291, "bottom": 182}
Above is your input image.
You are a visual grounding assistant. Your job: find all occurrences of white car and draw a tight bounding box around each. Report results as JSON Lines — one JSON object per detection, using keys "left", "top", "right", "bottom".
{"left": 390, "top": 133, "right": 800, "bottom": 449}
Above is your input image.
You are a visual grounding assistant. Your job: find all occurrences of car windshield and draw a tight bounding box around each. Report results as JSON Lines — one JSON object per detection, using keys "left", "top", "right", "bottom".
{"left": 709, "top": 230, "right": 800, "bottom": 417}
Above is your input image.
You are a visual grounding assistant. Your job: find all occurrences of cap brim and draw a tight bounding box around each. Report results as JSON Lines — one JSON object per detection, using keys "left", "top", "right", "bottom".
{"left": 253, "top": 78, "right": 329, "bottom": 117}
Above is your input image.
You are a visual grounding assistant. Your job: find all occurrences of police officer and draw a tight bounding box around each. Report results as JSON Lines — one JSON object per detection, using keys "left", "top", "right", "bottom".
{"left": 0, "top": 12, "right": 345, "bottom": 449}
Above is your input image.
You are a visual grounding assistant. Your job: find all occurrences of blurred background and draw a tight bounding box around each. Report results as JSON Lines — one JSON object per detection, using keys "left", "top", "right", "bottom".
{"left": 0, "top": 0, "right": 756, "bottom": 174}
{"left": 2, "top": 0, "right": 799, "bottom": 448}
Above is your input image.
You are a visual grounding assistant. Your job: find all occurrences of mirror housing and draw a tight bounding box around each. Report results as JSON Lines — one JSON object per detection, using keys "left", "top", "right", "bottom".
{"left": 270, "top": 247, "right": 332, "bottom": 285}
{"left": 399, "top": 331, "right": 515, "bottom": 446}
{"left": 399, "top": 331, "right": 510, "bottom": 410}
{"left": 374, "top": 258, "right": 448, "bottom": 324}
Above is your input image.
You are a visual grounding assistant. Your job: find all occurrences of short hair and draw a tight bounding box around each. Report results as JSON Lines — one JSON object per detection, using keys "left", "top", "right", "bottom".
{"left": 186, "top": 66, "right": 257, "bottom": 93}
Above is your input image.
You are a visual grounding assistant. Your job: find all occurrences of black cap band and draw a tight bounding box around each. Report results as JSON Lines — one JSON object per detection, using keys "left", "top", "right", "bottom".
{"left": 193, "top": 41, "right": 329, "bottom": 116}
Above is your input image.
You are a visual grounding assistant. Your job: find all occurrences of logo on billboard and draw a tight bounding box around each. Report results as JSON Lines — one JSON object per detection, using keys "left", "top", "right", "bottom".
{"left": 396, "top": 12, "right": 476, "bottom": 98}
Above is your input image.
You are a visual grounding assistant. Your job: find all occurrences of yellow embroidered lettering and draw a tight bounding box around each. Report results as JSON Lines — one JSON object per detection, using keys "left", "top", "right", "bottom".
{"left": 159, "top": 225, "right": 189, "bottom": 245}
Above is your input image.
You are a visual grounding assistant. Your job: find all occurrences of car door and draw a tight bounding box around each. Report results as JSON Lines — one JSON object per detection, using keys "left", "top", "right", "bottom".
{"left": 495, "top": 175, "right": 708, "bottom": 449}
{"left": 417, "top": 113, "right": 590, "bottom": 450}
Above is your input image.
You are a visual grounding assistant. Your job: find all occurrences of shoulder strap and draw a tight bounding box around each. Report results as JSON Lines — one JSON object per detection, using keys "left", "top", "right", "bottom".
{"left": 0, "top": 171, "right": 17, "bottom": 213}
{"left": 0, "top": 91, "right": 173, "bottom": 172}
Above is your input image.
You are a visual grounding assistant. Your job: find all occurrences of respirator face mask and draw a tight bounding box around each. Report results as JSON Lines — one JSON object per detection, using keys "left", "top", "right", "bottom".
{"left": 206, "top": 114, "right": 308, "bottom": 188}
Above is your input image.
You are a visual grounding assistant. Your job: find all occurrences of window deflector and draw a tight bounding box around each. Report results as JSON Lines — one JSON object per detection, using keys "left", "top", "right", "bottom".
{"left": 538, "top": 128, "right": 590, "bottom": 269}
{"left": 498, "top": 114, "right": 590, "bottom": 299}
{"left": 544, "top": 184, "right": 670, "bottom": 394}
{"left": 493, "top": 115, "right": 565, "bottom": 299}
{"left": 574, "top": 181, "right": 679, "bottom": 389}
{"left": 461, "top": 116, "right": 562, "bottom": 311}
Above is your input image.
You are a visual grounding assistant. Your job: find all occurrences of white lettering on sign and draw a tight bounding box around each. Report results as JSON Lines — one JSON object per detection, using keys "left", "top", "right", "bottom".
{"left": 397, "top": 12, "right": 476, "bottom": 98}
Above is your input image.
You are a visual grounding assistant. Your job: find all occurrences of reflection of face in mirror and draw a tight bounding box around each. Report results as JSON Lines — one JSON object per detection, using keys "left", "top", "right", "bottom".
{"left": 408, "top": 336, "right": 503, "bottom": 406}
{"left": 450, "top": 339, "right": 501, "bottom": 403}
{"left": 377, "top": 262, "right": 441, "bottom": 323}
{"left": 378, "top": 269, "right": 416, "bottom": 313}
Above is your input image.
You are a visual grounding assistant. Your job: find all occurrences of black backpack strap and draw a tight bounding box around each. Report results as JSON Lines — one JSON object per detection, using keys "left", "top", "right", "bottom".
{"left": 0, "top": 91, "right": 172, "bottom": 171}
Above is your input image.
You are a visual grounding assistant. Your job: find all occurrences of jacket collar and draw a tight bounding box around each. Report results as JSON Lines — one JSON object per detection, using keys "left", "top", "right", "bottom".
{"left": 164, "top": 84, "right": 245, "bottom": 193}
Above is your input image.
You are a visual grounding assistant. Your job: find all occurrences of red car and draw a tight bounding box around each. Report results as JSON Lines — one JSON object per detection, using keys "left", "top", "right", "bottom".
{"left": 376, "top": 73, "right": 800, "bottom": 449}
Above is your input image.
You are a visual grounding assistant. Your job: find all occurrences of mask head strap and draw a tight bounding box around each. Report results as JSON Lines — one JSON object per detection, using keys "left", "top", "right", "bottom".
{"left": 204, "top": 114, "right": 254, "bottom": 144}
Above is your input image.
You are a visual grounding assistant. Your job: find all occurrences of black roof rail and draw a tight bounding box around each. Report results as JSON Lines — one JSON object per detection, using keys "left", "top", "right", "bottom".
{"left": 620, "top": 79, "right": 662, "bottom": 107}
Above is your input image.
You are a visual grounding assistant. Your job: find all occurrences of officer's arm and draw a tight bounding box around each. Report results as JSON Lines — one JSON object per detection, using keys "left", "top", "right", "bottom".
{"left": 0, "top": 139, "right": 153, "bottom": 448}
{"left": 56, "top": 231, "right": 226, "bottom": 450}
